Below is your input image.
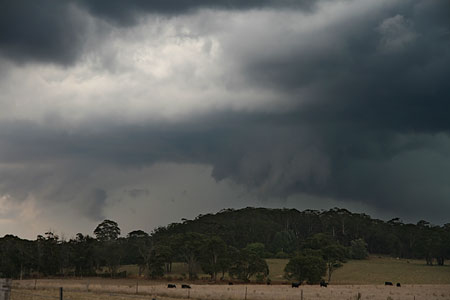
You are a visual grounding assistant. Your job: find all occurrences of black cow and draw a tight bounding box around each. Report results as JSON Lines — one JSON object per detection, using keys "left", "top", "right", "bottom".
{"left": 167, "top": 284, "right": 176, "bottom": 288}
{"left": 320, "top": 280, "right": 328, "bottom": 287}
{"left": 228, "top": 282, "right": 234, "bottom": 285}
{"left": 396, "top": 283, "right": 401, "bottom": 287}
{"left": 182, "top": 284, "right": 191, "bottom": 289}
{"left": 385, "top": 282, "right": 393, "bottom": 286}
{"left": 291, "top": 282, "right": 301, "bottom": 288}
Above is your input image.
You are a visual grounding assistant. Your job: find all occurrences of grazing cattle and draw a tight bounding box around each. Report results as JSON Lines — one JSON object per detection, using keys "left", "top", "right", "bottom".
{"left": 320, "top": 280, "right": 328, "bottom": 287}
{"left": 385, "top": 282, "right": 393, "bottom": 286}
{"left": 396, "top": 283, "right": 401, "bottom": 287}
{"left": 167, "top": 284, "right": 176, "bottom": 288}
{"left": 182, "top": 284, "right": 191, "bottom": 289}
{"left": 291, "top": 282, "right": 301, "bottom": 288}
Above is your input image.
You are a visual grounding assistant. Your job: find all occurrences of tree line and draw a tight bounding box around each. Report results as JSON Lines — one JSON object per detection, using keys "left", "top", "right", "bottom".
{"left": 0, "top": 207, "right": 449, "bottom": 282}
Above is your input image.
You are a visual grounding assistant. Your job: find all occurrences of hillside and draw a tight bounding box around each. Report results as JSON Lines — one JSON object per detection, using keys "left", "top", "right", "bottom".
{"left": 1, "top": 207, "right": 449, "bottom": 280}
{"left": 151, "top": 207, "right": 449, "bottom": 261}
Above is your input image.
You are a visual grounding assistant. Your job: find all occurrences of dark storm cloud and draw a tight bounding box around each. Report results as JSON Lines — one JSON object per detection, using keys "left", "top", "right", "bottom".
{"left": 0, "top": 0, "right": 314, "bottom": 64}
{"left": 0, "top": 0, "right": 87, "bottom": 65}
{"left": 81, "top": 189, "right": 107, "bottom": 220}
{"left": 0, "top": 0, "right": 450, "bottom": 224}
{"left": 2, "top": 113, "right": 450, "bottom": 223}
{"left": 75, "top": 0, "right": 318, "bottom": 25}
{"left": 208, "top": 0, "right": 450, "bottom": 220}
{"left": 238, "top": 0, "right": 450, "bottom": 133}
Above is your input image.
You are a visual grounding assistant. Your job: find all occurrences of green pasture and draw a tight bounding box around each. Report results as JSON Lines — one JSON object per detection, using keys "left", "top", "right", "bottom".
{"left": 118, "top": 256, "right": 450, "bottom": 284}
{"left": 332, "top": 256, "right": 450, "bottom": 284}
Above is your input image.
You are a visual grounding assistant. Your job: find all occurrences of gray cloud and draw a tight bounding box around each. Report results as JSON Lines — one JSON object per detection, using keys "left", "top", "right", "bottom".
{"left": 0, "top": 0, "right": 449, "bottom": 235}
{"left": 0, "top": 1, "right": 89, "bottom": 65}
{"left": 0, "top": 0, "right": 317, "bottom": 65}
{"left": 75, "top": 0, "right": 318, "bottom": 25}
{"left": 1, "top": 114, "right": 450, "bottom": 223}
{"left": 232, "top": 1, "right": 450, "bottom": 131}
{"left": 80, "top": 189, "right": 107, "bottom": 220}
{"left": 126, "top": 189, "right": 150, "bottom": 198}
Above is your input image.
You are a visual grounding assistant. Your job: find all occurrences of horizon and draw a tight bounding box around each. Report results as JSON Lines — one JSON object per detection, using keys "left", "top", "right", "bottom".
{"left": 2, "top": 205, "right": 446, "bottom": 241}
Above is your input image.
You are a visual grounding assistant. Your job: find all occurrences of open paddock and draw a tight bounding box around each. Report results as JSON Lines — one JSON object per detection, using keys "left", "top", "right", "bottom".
{"left": 11, "top": 279, "right": 450, "bottom": 300}
{"left": 117, "top": 257, "right": 450, "bottom": 285}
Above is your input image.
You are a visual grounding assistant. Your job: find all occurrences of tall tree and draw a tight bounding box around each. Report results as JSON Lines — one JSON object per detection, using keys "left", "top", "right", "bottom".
{"left": 69, "top": 233, "right": 96, "bottom": 277}
{"left": 199, "top": 235, "right": 227, "bottom": 281}
{"left": 126, "top": 230, "right": 150, "bottom": 275}
{"left": 322, "top": 244, "right": 347, "bottom": 282}
{"left": 349, "top": 238, "right": 369, "bottom": 259}
{"left": 229, "top": 244, "right": 269, "bottom": 282}
{"left": 284, "top": 253, "right": 326, "bottom": 284}
{"left": 94, "top": 220, "right": 121, "bottom": 242}
{"left": 173, "top": 232, "right": 206, "bottom": 280}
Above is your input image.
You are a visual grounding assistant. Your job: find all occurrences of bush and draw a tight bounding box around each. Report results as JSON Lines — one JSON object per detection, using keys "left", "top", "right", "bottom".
{"left": 229, "top": 248, "right": 269, "bottom": 282}
{"left": 284, "top": 253, "right": 326, "bottom": 284}
{"left": 350, "top": 239, "right": 369, "bottom": 259}
{"left": 275, "top": 251, "right": 290, "bottom": 259}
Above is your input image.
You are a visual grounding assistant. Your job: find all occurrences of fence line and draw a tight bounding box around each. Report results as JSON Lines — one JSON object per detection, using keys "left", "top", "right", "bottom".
{"left": 10, "top": 286, "right": 362, "bottom": 300}
{"left": 12, "top": 287, "right": 161, "bottom": 300}
{"left": 10, "top": 281, "right": 443, "bottom": 300}
{"left": 11, "top": 289, "right": 59, "bottom": 300}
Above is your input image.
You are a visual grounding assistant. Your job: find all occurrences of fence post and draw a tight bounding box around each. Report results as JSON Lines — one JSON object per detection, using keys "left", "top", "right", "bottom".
{"left": 301, "top": 289, "right": 303, "bottom": 300}
{"left": 244, "top": 286, "right": 247, "bottom": 300}
{"left": 0, "top": 279, "right": 11, "bottom": 300}
{"left": 136, "top": 280, "right": 138, "bottom": 294}
{"left": 60, "top": 287, "right": 63, "bottom": 300}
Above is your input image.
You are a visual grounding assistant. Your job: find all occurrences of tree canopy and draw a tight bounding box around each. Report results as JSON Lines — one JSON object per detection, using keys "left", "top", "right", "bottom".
{"left": 0, "top": 207, "right": 449, "bottom": 280}
{"left": 94, "top": 219, "right": 120, "bottom": 242}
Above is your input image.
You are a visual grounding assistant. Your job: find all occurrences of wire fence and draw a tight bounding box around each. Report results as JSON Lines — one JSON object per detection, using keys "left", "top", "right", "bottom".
{"left": 9, "top": 285, "right": 300, "bottom": 300}
{"left": 12, "top": 289, "right": 60, "bottom": 300}
{"left": 7, "top": 280, "right": 448, "bottom": 300}
{"left": 8, "top": 286, "right": 429, "bottom": 300}
{"left": 11, "top": 287, "right": 161, "bottom": 300}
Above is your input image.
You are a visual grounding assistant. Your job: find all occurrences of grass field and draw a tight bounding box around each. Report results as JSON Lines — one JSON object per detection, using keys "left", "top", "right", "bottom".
{"left": 332, "top": 256, "right": 450, "bottom": 285}
{"left": 11, "top": 282, "right": 450, "bottom": 300}
{"left": 118, "top": 255, "right": 450, "bottom": 285}
{"left": 10, "top": 256, "right": 450, "bottom": 299}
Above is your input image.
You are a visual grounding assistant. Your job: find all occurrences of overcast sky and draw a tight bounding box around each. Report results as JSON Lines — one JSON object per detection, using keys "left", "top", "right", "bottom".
{"left": 0, "top": 0, "right": 449, "bottom": 239}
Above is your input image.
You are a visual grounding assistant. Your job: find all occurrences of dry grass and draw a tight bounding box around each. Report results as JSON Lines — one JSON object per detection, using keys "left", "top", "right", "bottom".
{"left": 11, "top": 256, "right": 450, "bottom": 299}
{"left": 11, "top": 280, "right": 450, "bottom": 300}
{"left": 11, "top": 288, "right": 179, "bottom": 300}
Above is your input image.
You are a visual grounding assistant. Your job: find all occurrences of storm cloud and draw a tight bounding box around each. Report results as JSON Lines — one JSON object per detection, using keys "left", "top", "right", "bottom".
{"left": 0, "top": 0, "right": 449, "bottom": 237}
{"left": 0, "top": 0, "right": 316, "bottom": 65}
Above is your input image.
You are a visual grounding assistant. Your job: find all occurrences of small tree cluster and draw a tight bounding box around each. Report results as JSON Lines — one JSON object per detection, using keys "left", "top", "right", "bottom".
{"left": 284, "top": 233, "right": 362, "bottom": 284}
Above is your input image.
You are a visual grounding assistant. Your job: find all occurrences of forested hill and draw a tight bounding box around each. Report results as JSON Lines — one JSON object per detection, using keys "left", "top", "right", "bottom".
{"left": 152, "top": 207, "right": 449, "bottom": 259}
{"left": 0, "top": 207, "right": 449, "bottom": 279}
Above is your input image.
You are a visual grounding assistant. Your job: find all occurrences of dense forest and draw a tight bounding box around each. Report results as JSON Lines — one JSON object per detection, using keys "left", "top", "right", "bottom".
{"left": 1, "top": 207, "right": 449, "bottom": 282}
